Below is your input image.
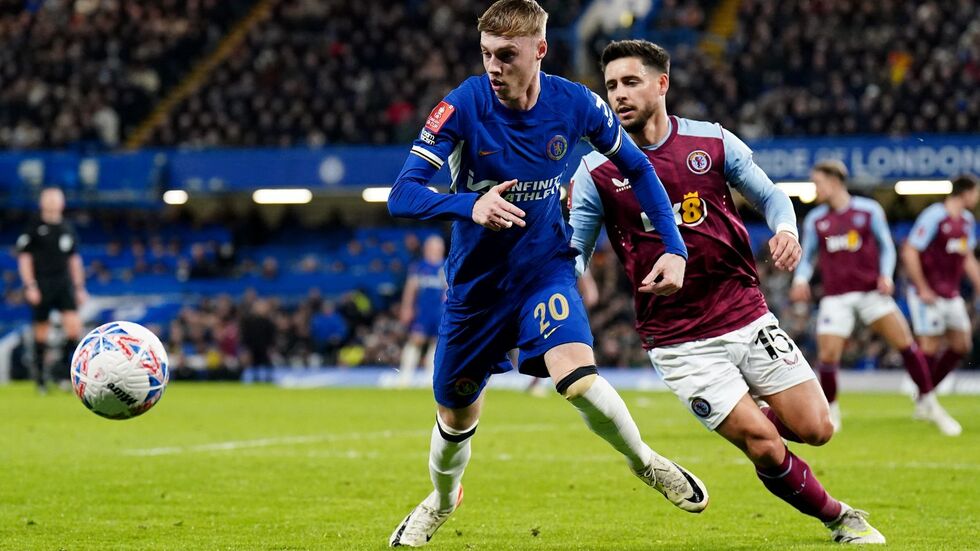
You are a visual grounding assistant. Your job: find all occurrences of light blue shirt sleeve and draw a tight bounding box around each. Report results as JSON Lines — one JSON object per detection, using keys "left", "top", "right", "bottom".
{"left": 568, "top": 156, "right": 605, "bottom": 277}
{"left": 722, "top": 128, "right": 798, "bottom": 238}
{"left": 907, "top": 204, "right": 945, "bottom": 251}
{"left": 794, "top": 209, "right": 820, "bottom": 283}
{"left": 967, "top": 212, "right": 977, "bottom": 249}
{"left": 868, "top": 202, "right": 896, "bottom": 279}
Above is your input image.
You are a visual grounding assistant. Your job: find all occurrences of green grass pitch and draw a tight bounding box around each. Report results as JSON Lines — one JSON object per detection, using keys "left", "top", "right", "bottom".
{"left": 0, "top": 382, "right": 977, "bottom": 550}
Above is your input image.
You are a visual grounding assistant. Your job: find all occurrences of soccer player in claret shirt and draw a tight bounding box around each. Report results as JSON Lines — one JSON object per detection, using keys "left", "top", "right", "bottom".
{"left": 791, "top": 161, "right": 958, "bottom": 436}
{"left": 397, "top": 235, "right": 447, "bottom": 386}
{"left": 569, "top": 40, "right": 884, "bottom": 544}
{"left": 900, "top": 174, "right": 980, "bottom": 436}
{"left": 385, "top": 1, "right": 708, "bottom": 547}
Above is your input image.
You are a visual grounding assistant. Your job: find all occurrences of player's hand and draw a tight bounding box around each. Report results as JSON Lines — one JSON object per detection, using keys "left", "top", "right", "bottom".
{"left": 75, "top": 287, "right": 88, "bottom": 307}
{"left": 639, "top": 253, "right": 685, "bottom": 295}
{"left": 876, "top": 276, "right": 894, "bottom": 296}
{"left": 769, "top": 231, "right": 801, "bottom": 271}
{"left": 789, "top": 282, "right": 811, "bottom": 303}
{"left": 918, "top": 286, "right": 939, "bottom": 305}
{"left": 25, "top": 285, "right": 41, "bottom": 305}
{"left": 472, "top": 180, "right": 526, "bottom": 231}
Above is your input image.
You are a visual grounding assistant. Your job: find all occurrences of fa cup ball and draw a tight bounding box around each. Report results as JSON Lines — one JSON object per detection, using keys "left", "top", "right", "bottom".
{"left": 70, "top": 321, "right": 170, "bottom": 419}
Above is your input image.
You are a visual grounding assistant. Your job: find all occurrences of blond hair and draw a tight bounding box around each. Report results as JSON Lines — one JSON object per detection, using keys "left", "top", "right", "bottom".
{"left": 478, "top": 0, "right": 548, "bottom": 38}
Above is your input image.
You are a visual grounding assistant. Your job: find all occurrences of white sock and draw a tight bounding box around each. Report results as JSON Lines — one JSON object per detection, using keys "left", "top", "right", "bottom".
{"left": 429, "top": 416, "right": 476, "bottom": 511}
{"left": 568, "top": 376, "right": 653, "bottom": 471}
{"left": 399, "top": 343, "right": 422, "bottom": 384}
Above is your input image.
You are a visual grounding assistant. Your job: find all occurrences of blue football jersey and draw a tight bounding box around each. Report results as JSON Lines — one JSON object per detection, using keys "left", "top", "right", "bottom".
{"left": 410, "top": 260, "right": 446, "bottom": 309}
{"left": 389, "top": 72, "right": 686, "bottom": 307}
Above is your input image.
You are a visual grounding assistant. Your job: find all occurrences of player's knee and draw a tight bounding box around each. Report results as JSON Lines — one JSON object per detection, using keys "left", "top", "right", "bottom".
{"left": 555, "top": 366, "right": 599, "bottom": 399}
{"left": 799, "top": 419, "right": 834, "bottom": 446}
{"left": 437, "top": 409, "right": 479, "bottom": 434}
{"left": 744, "top": 433, "right": 784, "bottom": 466}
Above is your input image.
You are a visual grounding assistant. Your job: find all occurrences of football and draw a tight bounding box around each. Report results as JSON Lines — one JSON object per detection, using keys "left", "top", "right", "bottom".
{"left": 69, "top": 321, "right": 170, "bottom": 420}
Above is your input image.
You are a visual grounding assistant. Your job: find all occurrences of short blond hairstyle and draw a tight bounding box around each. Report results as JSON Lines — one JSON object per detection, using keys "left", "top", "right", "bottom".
{"left": 478, "top": 0, "right": 548, "bottom": 38}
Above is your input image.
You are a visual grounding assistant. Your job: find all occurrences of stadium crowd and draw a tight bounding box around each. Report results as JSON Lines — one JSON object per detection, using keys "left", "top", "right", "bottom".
{"left": 150, "top": 0, "right": 582, "bottom": 148}
{"left": 0, "top": 0, "right": 250, "bottom": 150}
{"left": 1, "top": 0, "right": 976, "bottom": 150}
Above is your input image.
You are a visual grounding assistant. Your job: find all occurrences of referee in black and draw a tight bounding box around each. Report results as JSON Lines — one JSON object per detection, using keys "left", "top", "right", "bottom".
{"left": 16, "top": 187, "right": 88, "bottom": 393}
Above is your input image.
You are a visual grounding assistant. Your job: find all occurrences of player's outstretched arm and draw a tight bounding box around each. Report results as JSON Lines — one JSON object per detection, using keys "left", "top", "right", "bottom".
{"left": 579, "top": 86, "right": 685, "bottom": 293}
{"left": 388, "top": 95, "right": 479, "bottom": 222}
{"left": 387, "top": 155, "right": 478, "bottom": 221}
{"left": 722, "top": 128, "right": 800, "bottom": 271}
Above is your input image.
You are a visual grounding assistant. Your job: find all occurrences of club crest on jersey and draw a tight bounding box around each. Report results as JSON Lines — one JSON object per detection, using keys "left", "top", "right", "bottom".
{"left": 852, "top": 213, "right": 866, "bottom": 228}
{"left": 546, "top": 135, "right": 568, "bottom": 161}
{"left": 941, "top": 222, "right": 952, "bottom": 234}
{"left": 691, "top": 397, "right": 712, "bottom": 418}
{"left": 686, "top": 150, "right": 712, "bottom": 174}
{"left": 425, "top": 101, "right": 455, "bottom": 133}
{"left": 817, "top": 220, "right": 831, "bottom": 232}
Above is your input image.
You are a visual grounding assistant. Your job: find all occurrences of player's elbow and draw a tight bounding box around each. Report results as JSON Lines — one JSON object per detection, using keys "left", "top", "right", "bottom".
{"left": 387, "top": 184, "right": 409, "bottom": 218}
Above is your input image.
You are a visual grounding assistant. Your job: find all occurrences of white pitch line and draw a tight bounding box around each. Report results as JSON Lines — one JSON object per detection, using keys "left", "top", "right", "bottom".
{"left": 124, "top": 423, "right": 568, "bottom": 457}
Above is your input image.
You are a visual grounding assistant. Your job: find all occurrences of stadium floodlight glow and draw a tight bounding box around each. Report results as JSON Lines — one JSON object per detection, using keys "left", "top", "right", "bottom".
{"left": 162, "top": 190, "right": 188, "bottom": 205}
{"left": 252, "top": 188, "right": 313, "bottom": 204}
{"left": 776, "top": 182, "right": 816, "bottom": 204}
{"left": 362, "top": 187, "right": 392, "bottom": 202}
{"left": 894, "top": 180, "right": 953, "bottom": 195}
{"left": 362, "top": 186, "right": 438, "bottom": 203}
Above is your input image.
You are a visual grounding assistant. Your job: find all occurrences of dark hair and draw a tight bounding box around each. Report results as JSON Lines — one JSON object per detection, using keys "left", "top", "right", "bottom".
{"left": 600, "top": 39, "right": 670, "bottom": 74}
{"left": 951, "top": 174, "right": 978, "bottom": 196}
{"left": 811, "top": 159, "right": 849, "bottom": 183}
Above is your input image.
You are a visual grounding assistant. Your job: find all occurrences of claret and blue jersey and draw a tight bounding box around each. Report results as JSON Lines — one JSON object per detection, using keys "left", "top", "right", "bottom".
{"left": 387, "top": 71, "right": 685, "bottom": 407}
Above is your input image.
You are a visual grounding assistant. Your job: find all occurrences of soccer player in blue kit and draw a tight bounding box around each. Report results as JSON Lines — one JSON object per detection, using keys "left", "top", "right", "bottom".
{"left": 397, "top": 235, "right": 448, "bottom": 386}
{"left": 386, "top": 1, "right": 708, "bottom": 547}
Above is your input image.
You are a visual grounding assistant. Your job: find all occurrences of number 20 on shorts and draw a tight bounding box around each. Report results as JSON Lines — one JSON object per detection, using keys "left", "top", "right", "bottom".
{"left": 534, "top": 293, "right": 570, "bottom": 335}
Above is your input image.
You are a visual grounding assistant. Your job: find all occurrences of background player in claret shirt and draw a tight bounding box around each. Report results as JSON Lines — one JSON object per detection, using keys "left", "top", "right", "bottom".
{"left": 385, "top": 2, "right": 708, "bottom": 547}
{"left": 397, "top": 235, "right": 447, "bottom": 387}
{"left": 16, "top": 187, "right": 87, "bottom": 394}
{"left": 569, "top": 40, "right": 884, "bottom": 545}
{"left": 790, "top": 161, "right": 956, "bottom": 436}
{"left": 901, "top": 174, "right": 980, "bottom": 436}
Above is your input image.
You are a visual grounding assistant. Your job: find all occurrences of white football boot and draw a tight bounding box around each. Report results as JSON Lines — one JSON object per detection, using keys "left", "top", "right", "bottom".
{"left": 633, "top": 453, "right": 709, "bottom": 513}
{"left": 828, "top": 401, "right": 842, "bottom": 433}
{"left": 915, "top": 393, "right": 962, "bottom": 436}
{"left": 389, "top": 486, "right": 463, "bottom": 547}
{"left": 825, "top": 502, "right": 886, "bottom": 544}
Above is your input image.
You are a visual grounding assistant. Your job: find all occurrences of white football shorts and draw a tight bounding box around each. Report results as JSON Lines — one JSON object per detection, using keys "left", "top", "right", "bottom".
{"left": 647, "top": 312, "right": 816, "bottom": 430}
{"left": 906, "top": 289, "right": 971, "bottom": 337}
{"left": 816, "top": 291, "right": 899, "bottom": 337}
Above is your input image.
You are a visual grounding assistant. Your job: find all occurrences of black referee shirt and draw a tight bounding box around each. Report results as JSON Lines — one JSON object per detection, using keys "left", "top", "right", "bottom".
{"left": 16, "top": 219, "right": 79, "bottom": 282}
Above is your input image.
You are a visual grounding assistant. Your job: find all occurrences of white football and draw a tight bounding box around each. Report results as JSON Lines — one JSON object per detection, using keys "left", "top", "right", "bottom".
{"left": 70, "top": 321, "right": 170, "bottom": 420}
